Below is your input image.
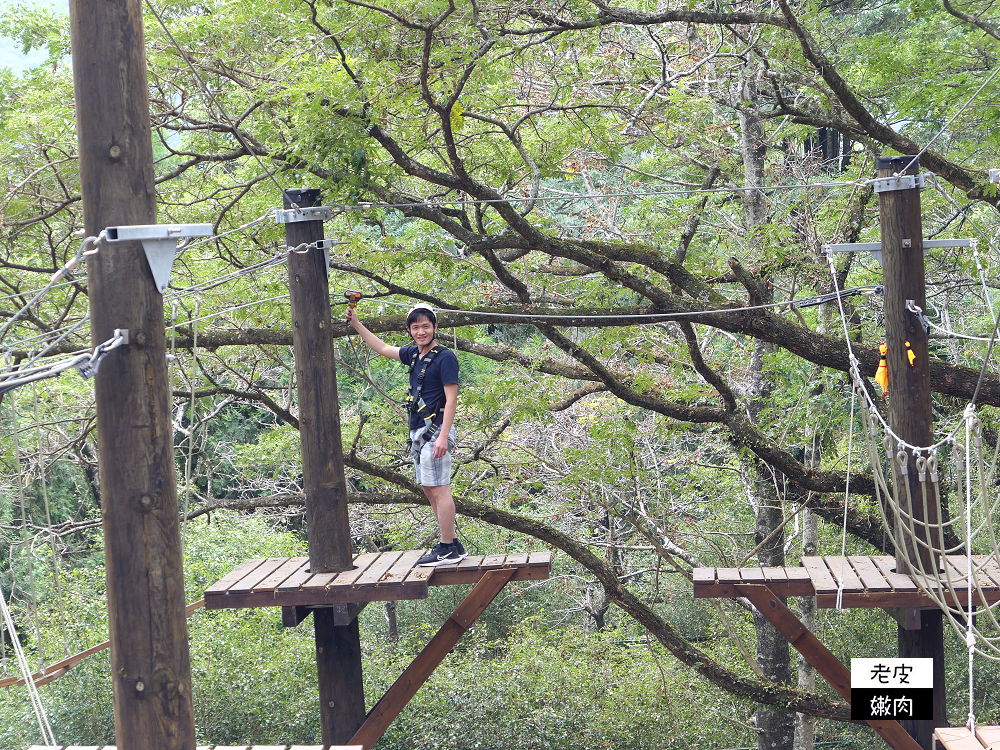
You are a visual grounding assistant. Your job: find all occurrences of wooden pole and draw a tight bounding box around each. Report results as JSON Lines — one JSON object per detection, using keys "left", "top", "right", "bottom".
{"left": 68, "top": 1, "right": 196, "bottom": 747}
{"left": 876, "top": 155, "right": 945, "bottom": 748}
{"left": 282, "top": 188, "right": 365, "bottom": 743}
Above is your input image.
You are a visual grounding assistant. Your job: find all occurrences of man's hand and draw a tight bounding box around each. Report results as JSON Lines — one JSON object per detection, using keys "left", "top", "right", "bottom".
{"left": 432, "top": 432, "right": 449, "bottom": 459}
{"left": 346, "top": 307, "right": 360, "bottom": 329}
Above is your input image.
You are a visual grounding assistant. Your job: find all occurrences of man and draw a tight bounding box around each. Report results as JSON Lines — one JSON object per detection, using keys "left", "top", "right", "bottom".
{"left": 346, "top": 302, "right": 467, "bottom": 565}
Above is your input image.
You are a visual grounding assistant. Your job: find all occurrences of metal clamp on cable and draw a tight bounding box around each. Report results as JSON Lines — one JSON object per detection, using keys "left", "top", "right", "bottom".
{"left": 75, "top": 329, "right": 129, "bottom": 379}
{"left": 906, "top": 300, "right": 931, "bottom": 334}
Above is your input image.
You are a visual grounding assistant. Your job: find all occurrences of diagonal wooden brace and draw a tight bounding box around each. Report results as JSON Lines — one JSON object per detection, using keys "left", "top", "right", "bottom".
{"left": 350, "top": 567, "right": 517, "bottom": 750}
{"left": 737, "top": 584, "right": 922, "bottom": 750}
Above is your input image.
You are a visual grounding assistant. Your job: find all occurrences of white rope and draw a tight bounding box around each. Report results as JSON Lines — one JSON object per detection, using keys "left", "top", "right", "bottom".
{"left": 964, "top": 404, "right": 977, "bottom": 732}
{"left": 835, "top": 387, "right": 857, "bottom": 611}
{"left": 0, "top": 585, "right": 56, "bottom": 745}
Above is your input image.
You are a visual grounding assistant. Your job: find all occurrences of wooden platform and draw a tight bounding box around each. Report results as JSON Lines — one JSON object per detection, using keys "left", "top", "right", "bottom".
{"left": 693, "top": 554, "right": 1000, "bottom": 609}
{"left": 935, "top": 726, "right": 1000, "bottom": 750}
{"left": 205, "top": 550, "right": 552, "bottom": 610}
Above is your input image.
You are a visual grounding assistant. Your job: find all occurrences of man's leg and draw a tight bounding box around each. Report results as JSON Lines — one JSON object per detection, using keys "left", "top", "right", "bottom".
{"left": 422, "top": 483, "right": 455, "bottom": 544}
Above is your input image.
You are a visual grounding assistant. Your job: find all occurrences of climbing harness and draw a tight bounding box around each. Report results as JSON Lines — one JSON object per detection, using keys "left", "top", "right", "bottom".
{"left": 406, "top": 345, "right": 448, "bottom": 452}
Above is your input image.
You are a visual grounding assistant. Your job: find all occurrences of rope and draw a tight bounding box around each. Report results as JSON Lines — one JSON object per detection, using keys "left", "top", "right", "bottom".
{"left": 834, "top": 387, "right": 857, "bottom": 611}
{"left": 32, "top": 383, "right": 69, "bottom": 657}
{"left": 964, "top": 404, "right": 977, "bottom": 732}
{"left": 10, "top": 392, "right": 43, "bottom": 669}
{"left": 181, "top": 302, "right": 199, "bottom": 544}
{"left": 0, "top": 587, "right": 56, "bottom": 746}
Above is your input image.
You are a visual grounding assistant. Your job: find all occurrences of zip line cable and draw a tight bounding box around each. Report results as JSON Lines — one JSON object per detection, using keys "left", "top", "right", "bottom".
{"left": 900, "top": 64, "right": 1000, "bottom": 176}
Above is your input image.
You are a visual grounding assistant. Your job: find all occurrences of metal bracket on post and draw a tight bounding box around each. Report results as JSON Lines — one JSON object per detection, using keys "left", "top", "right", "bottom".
{"left": 312, "top": 238, "right": 347, "bottom": 278}
{"left": 274, "top": 206, "right": 335, "bottom": 224}
{"left": 105, "top": 224, "right": 213, "bottom": 294}
{"left": 822, "top": 238, "right": 974, "bottom": 265}
{"left": 871, "top": 173, "right": 926, "bottom": 193}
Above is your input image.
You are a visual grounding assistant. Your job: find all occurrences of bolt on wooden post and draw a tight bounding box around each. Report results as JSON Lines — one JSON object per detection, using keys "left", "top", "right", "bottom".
{"left": 68, "top": 0, "right": 196, "bottom": 747}
{"left": 282, "top": 188, "right": 366, "bottom": 742}
{"left": 876, "top": 155, "right": 945, "bottom": 748}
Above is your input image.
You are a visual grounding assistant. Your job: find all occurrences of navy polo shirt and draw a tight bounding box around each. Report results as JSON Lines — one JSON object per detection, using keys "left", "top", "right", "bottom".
{"left": 399, "top": 344, "right": 459, "bottom": 430}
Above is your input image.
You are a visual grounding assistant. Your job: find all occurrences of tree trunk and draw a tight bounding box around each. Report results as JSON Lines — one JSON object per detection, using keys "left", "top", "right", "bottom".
{"left": 385, "top": 600, "right": 399, "bottom": 643}
{"left": 794, "top": 423, "right": 821, "bottom": 750}
{"left": 739, "top": 70, "right": 795, "bottom": 750}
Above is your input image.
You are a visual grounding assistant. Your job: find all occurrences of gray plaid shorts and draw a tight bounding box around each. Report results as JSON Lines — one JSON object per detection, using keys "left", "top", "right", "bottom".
{"left": 409, "top": 425, "right": 457, "bottom": 487}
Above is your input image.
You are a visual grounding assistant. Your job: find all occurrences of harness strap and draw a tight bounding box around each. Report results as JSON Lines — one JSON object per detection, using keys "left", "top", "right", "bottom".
{"left": 406, "top": 346, "right": 444, "bottom": 425}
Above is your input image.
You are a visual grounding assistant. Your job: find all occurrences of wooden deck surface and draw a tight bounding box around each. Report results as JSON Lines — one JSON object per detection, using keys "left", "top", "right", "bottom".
{"left": 693, "top": 555, "right": 1000, "bottom": 609}
{"left": 204, "top": 550, "right": 551, "bottom": 609}
{"left": 934, "top": 725, "right": 1000, "bottom": 750}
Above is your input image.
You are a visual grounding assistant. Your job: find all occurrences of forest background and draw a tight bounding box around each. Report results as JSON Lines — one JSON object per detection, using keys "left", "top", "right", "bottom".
{"left": 2, "top": 0, "right": 1000, "bottom": 747}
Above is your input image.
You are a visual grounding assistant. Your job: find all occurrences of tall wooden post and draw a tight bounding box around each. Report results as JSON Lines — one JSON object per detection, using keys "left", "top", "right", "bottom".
{"left": 877, "top": 155, "right": 945, "bottom": 748}
{"left": 68, "top": 1, "right": 196, "bottom": 748}
{"left": 282, "top": 188, "right": 366, "bottom": 743}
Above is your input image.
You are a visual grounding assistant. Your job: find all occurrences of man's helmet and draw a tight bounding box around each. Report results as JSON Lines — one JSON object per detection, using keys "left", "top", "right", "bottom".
{"left": 406, "top": 303, "right": 437, "bottom": 327}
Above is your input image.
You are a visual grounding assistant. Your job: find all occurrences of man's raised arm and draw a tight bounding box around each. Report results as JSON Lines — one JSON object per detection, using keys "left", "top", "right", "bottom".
{"left": 346, "top": 308, "right": 401, "bottom": 361}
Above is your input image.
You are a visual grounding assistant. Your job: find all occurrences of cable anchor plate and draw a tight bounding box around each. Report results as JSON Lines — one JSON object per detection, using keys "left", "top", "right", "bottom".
{"left": 274, "top": 206, "right": 335, "bottom": 224}
{"left": 106, "top": 224, "right": 214, "bottom": 294}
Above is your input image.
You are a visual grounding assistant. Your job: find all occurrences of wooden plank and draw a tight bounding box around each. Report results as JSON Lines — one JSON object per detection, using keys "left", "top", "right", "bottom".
{"left": 968, "top": 556, "right": 1000, "bottom": 589}
{"left": 692, "top": 568, "right": 716, "bottom": 585}
{"left": 205, "top": 558, "right": 268, "bottom": 595}
{"left": 246, "top": 746, "right": 289, "bottom": 750}
{"left": 872, "top": 556, "right": 919, "bottom": 591}
{"left": 479, "top": 554, "right": 508, "bottom": 570}
{"left": 824, "top": 557, "right": 864, "bottom": 592}
{"left": 761, "top": 567, "right": 787, "bottom": 583}
{"left": 350, "top": 569, "right": 516, "bottom": 750}
{"left": 736, "top": 584, "right": 922, "bottom": 750}
{"left": 228, "top": 558, "right": 288, "bottom": 595}
{"left": 849, "top": 556, "right": 893, "bottom": 592}
{"left": 254, "top": 557, "right": 309, "bottom": 592}
{"left": 275, "top": 560, "right": 317, "bottom": 594}
{"left": 934, "top": 727, "right": 984, "bottom": 750}
{"left": 299, "top": 570, "right": 341, "bottom": 592}
{"left": 741, "top": 567, "right": 765, "bottom": 582}
{"left": 457, "top": 554, "right": 485, "bottom": 570}
{"left": 505, "top": 553, "right": 529, "bottom": 566}
{"left": 977, "top": 726, "right": 1000, "bottom": 749}
{"left": 325, "top": 552, "right": 382, "bottom": 588}
{"left": 429, "top": 562, "right": 548, "bottom": 586}
{"left": 377, "top": 550, "right": 426, "bottom": 586}
{"left": 64, "top": 746, "right": 101, "bottom": 749}
{"left": 717, "top": 567, "right": 741, "bottom": 584}
{"left": 976, "top": 556, "right": 1000, "bottom": 589}
{"left": 353, "top": 551, "right": 404, "bottom": 587}
{"left": 800, "top": 556, "right": 839, "bottom": 595}
{"left": 527, "top": 550, "right": 551, "bottom": 567}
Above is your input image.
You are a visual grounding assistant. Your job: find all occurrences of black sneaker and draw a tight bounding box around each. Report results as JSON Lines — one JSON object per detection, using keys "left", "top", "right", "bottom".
{"left": 417, "top": 541, "right": 466, "bottom": 566}
{"left": 453, "top": 538, "right": 467, "bottom": 557}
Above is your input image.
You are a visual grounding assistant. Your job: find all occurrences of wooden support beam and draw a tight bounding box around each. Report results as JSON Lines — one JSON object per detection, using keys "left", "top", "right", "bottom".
{"left": 737, "top": 585, "right": 922, "bottom": 750}
{"left": 877, "top": 155, "right": 946, "bottom": 748}
{"left": 334, "top": 602, "right": 369, "bottom": 626}
{"left": 350, "top": 568, "right": 517, "bottom": 750}
{"left": 281, "top": 602, "right": 368, "bottom": 628}
{"left": 282, "top": 606, "right": 312, "bottom": 628}
{"left": 283, "top": 188, "right": 366, "bottom": 744}
{"left": 68, "top": 1, "right": 195, "bottom": 746}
